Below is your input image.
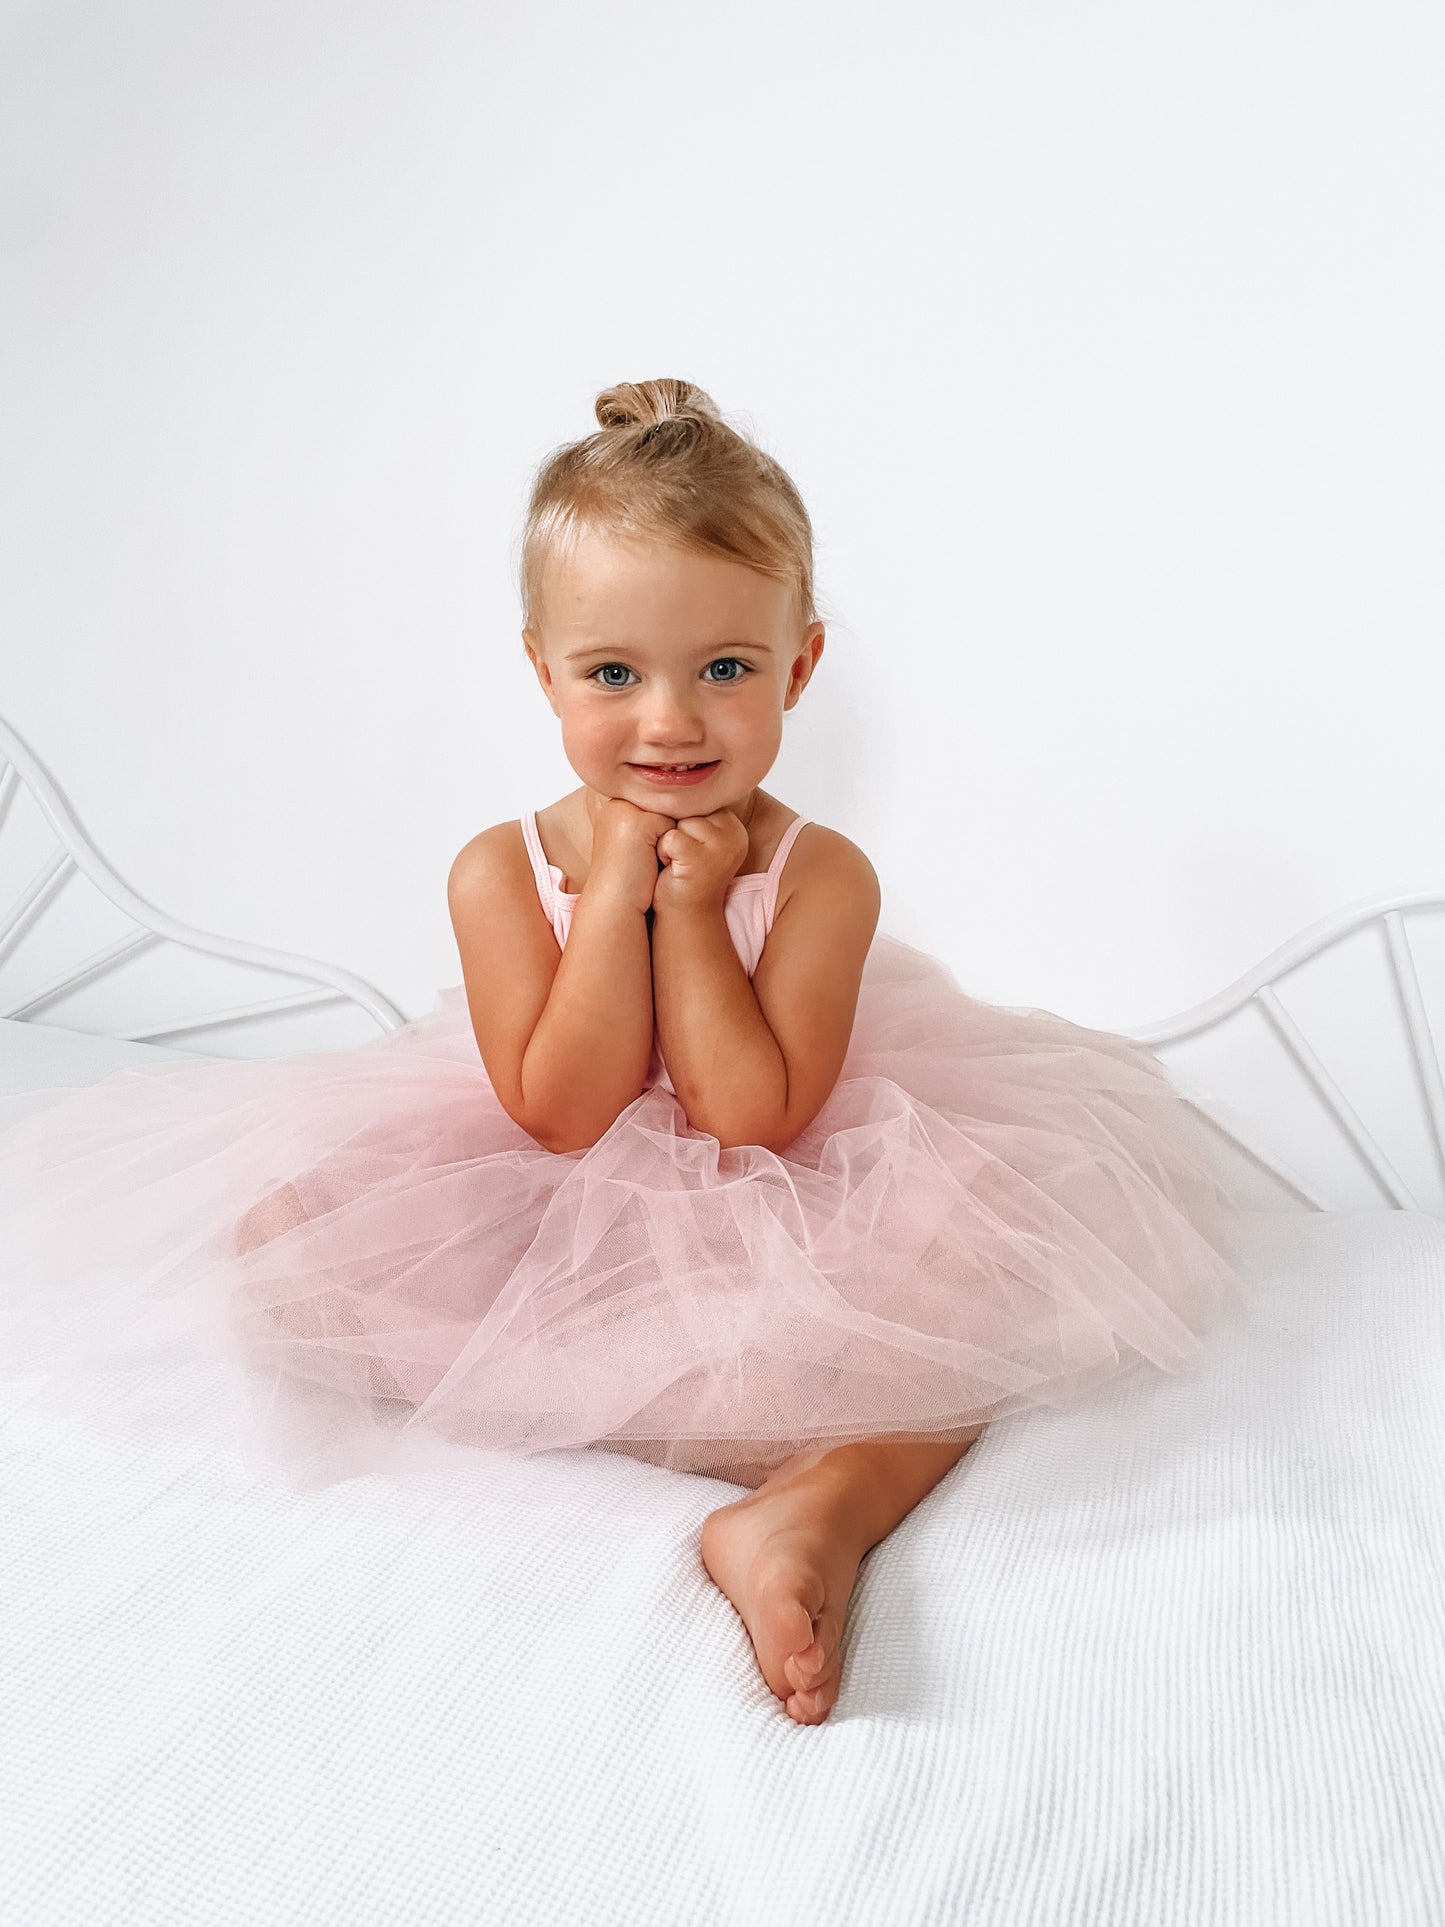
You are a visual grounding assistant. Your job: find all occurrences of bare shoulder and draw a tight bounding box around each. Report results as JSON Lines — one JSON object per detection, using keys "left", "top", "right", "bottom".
{"left": 447, "top": 817, "right": 554, "bottom": 987}
{"left": 777, "top": 819, "right": 881, "bottom": 923}
{"left": 448, "top": 818, "right": 526, "bottom": 888}
{"left": 446, "top": 820, "right": 559, "bottom": 1123}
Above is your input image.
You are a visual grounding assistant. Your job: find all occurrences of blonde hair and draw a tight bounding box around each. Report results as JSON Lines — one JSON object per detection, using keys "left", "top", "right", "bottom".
{"left": 518, "top": 378, "right": 819, "bottom": 641}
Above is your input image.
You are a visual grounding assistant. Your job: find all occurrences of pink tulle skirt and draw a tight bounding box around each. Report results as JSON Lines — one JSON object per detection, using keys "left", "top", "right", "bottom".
{"left": 0, "top": 933, "right": 1252, "bottom": 1489}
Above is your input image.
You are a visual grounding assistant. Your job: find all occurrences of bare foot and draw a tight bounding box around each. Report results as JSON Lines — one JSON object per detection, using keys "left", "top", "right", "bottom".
{"left": 700, "top": 1449, "right": 875, "bottom": 1726}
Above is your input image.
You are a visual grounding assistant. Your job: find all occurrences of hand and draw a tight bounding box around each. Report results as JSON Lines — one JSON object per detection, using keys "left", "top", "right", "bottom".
{"left": 581, "top": 795, "right": 677, "bottom": 915}
{"left": 652, "top": 808, "right": 750, "bottom": 915}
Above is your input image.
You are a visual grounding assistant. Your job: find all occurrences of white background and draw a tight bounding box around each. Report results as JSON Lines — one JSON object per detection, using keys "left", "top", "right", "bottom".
{"left": 2, "top": 0, "right": 1441, "bottom": 1029}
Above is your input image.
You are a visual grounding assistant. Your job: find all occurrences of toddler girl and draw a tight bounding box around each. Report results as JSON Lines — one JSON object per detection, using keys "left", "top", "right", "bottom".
{"left": 0, "top": 378, "right": 1249, "bottom": 1726}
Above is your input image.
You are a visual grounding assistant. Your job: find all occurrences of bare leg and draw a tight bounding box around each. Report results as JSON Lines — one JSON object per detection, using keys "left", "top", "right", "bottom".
{"left": 233, "top": 1181, "right": 411, "bottom": 1406}
{"left": 700, "top": 1424, "right": 985, "bottom": 1724}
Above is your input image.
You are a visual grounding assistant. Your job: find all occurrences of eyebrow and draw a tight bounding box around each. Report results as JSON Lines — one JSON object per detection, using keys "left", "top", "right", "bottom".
{"left": 563, "top": 640, "right": 771, "bottom": 663}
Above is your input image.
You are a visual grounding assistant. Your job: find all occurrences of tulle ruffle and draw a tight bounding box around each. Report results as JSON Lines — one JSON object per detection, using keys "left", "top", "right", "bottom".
{"left": 0, "top": 933, "right": 1252, "bottom": 1489}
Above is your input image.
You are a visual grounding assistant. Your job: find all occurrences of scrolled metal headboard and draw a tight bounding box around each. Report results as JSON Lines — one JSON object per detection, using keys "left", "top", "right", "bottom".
{"left": 0, "top": 712, "right": 405, "bottom": 1054}
{"left": 1126, "top": 889, "right": 1445, "bottom": 1218}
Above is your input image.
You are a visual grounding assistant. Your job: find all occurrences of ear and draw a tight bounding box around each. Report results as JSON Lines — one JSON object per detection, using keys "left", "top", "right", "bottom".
{"left": 783, "top": 625, "right": 825, "bottom": 710}
{"left": 522, "top": 629, "right": 558, "bottom": 708}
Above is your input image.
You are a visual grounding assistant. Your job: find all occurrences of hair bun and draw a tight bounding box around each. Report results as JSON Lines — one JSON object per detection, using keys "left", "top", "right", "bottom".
{"left": 594, "top": 378, "right": 723, "bottom": 432}
{"left": 519, "top": 376, "right": 817, "bottom": 639}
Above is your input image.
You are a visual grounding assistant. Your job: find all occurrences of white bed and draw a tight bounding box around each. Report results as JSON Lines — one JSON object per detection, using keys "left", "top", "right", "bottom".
{"left": 3, "top": 714, "right": 1443, "bottom": 1926}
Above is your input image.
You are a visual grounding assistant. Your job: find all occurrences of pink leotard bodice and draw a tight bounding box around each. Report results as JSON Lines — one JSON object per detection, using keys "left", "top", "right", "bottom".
{"left": 519, "top": 809, "right": 812, "bottom": 1093}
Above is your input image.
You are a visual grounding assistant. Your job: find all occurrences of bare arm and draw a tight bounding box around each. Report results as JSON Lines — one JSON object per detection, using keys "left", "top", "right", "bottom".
{"left": 448, "top": 828, "right": 654, "bottom": 1155}
{"left": 651, "top": 829, "right": 881, "bottom": 1154}
{"left": 523, "top": 885, "right": 654, "bottom": 1151}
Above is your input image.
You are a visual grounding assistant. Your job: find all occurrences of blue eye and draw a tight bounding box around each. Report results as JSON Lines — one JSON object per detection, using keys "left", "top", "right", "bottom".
{"left": 586, "top": 659, "right": 752, "bottom": 688}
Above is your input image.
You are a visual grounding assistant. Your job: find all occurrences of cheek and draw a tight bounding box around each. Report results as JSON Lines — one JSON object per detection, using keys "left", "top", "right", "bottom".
{"left": 711, "top": 688, "right": 760, "bottom": 729}
{"left": 558, "top": 703, "right": 623, "bottom": 755}
{"left": 731, "top": 689, "right": 781, "bottom": 737}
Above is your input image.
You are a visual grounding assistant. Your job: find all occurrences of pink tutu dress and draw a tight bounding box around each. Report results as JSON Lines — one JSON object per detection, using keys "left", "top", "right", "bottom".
{"left": 0, "top": 810, "right": 1251, "bottom": 1489}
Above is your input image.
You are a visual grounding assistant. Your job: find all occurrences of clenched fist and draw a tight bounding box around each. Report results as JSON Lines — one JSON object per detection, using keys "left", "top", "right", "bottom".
{"left": 652, "top": 808, "right": 750, "bottom": 915}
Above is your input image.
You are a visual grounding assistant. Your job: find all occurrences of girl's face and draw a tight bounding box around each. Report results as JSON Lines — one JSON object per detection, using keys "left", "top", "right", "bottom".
{"left": 523, "top": 529, "right": 824, "bottom": 816}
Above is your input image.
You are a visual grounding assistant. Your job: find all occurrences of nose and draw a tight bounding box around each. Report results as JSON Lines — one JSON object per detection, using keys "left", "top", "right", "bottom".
{"left": 637, "top": 684, "right": 706, "bottom": 747}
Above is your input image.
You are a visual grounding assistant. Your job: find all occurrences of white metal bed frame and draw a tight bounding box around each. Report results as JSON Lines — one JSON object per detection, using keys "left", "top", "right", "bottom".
{"left": 1130, "top": 889, "right": 1445, "bottom": 1216}
{"left": 0, "top": 713, "right": 404, "bottom": 1048}
{"left": 2, "top": 710, "right": 1441, "bottom": 1219}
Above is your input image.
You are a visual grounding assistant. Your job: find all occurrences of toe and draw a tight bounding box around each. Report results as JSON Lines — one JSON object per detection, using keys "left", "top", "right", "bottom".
{"left": 802, "top": 1639, "right": 845, "bottom": 1713}
{"left": 745, "top": 1543, "right": 855, "bottom": 1713}
{"left": 751, "top": 1581, "right": 820, "bottom": 1703}
{"left": 787, "top": 1594, "right": 845, "bottom": 1681}
{"left": 786, "top": 1676, "right": 838, "bottom": 1725}
{"left": 783, "top": 1642, "right": 823, "bottom": 1693}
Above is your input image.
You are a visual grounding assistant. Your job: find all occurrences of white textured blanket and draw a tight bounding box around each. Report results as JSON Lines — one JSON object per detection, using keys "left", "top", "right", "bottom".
{"left": 2, "top": 1022, "right": 1442, "bottom": 1925}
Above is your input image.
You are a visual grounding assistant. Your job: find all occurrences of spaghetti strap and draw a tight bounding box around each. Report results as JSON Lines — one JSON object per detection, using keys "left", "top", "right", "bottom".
{"left": 763, "top": 814, "right": 810, "bottom": 926}
{"left": 518, "top": 811, "right": 552, "bottom": 901}
{"left": 520, "top": 811, "right": 573, "bottom": 951}
{"left": 767, "top": 813, "right": 810, "bottom": 875}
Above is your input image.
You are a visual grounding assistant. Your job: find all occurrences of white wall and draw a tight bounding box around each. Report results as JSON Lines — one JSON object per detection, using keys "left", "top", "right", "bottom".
{"left": 2, "top": 0, "right": 1441, "bottom": 1034}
